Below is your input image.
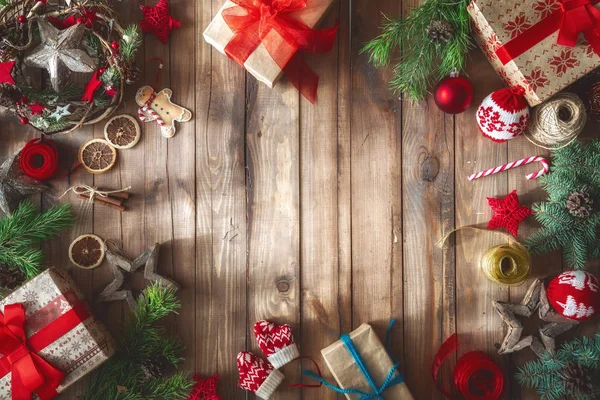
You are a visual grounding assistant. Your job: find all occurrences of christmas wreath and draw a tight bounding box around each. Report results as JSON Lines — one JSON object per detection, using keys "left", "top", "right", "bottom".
{"left": 0, "top": 0, "right": 142, "bottom": 134}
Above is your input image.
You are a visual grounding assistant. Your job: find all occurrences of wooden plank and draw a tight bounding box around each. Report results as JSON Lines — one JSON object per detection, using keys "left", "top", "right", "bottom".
{"left": 194, "top": 0, "right": 248, "bottom": 397}
{"left": 350, "top": 0, "right": 403, "bottom": 369}
{"left": 454, "top": 48, "right": 511, "bottom": 394}
{"left": 245, "top": 62, "right": 300, "bottom": 400}
{"left": 298, "top": 0, "right": 352, "bottom": 396}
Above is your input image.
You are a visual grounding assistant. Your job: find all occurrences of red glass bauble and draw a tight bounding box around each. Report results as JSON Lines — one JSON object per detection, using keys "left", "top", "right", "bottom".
{"left": 111, "top": 41, "right": 120, "bottom": 51}
{"left": 547, "top": 271, "right": 599, "bottom": 321}
{"left": 17, "top": 15, "right": 27, "bottom": 24}
{"left": 434, "top": 75, "right": 473, "bottom": 114}
{"left": 19, "top": 116, "right": 29, "bottom": 125}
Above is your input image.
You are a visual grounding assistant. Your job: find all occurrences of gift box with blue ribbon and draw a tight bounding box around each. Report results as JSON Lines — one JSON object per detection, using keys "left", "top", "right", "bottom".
{"left": 305, "top": 321, "right": 414, "bottom": 400}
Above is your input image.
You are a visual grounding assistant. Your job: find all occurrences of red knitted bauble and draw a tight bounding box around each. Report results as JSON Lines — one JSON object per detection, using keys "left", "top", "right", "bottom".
{"left": 254, "top": 320, "right": 299, "bottom": 369}
{"left": 237, "top": 352, "right": 283, "bottom": 400}
{"left": 476, "top": 86, "right": 530, "bottom": 142}
{"left": 547, "top": 271, "right": 599, "bottom": 321}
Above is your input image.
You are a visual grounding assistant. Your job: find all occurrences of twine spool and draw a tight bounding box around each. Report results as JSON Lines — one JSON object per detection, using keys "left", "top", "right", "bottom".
{"left": 480, "top": 242, "right": 531, "bottom": 286}
{"left": 439, "top": 227, "right": 531, "bottom": 287}
{"left": 524, "top": 93, "right": 586, "bottom": 149}
{"left": 19, "top": 138, "right": 59, "bottom": 180}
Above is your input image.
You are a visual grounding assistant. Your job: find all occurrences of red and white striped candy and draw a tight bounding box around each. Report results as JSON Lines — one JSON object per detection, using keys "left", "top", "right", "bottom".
{"left": 468, "top": 156, "right": 549, "bottom": 181}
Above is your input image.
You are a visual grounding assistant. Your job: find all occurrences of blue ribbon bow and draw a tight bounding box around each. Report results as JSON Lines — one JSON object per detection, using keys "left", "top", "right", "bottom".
{"left": 303, "top": 319, "right": 404, "bottom": 400}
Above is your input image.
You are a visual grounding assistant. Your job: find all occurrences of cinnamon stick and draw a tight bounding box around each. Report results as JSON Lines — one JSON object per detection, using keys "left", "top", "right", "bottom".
{"left": 78, "top": 194, "right": 126, "bottom": 212}
{"left": 79, "top": 193, "right": 124, "bottom": 207}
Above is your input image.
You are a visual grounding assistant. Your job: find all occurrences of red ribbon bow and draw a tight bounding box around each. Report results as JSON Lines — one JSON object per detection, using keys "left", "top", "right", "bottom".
{"left": 496, "top": 0, "right": 600, "bottom": 65}
{"left": 0, "top": 304, "right": 64, "bottom": 400}
{"left": 222, "top": 0, "right": 338, "bottom": 103}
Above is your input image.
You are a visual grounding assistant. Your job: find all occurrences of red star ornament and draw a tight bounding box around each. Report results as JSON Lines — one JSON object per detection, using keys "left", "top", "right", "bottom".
{"left": 29, "top": 102, "right": 45, "bottom": 115}
{"left": 78, "top": 8, "right": 98, "bottom": 28}
{"left": 140, "top": 0, "right": 181, "bottom": 44}
{"left": 0, "top": 61, "right": 15, "bottom": 84}
{"left": 81, "top": 70, "right": 102, "bottom": 102}
{"left": 487, "top": 190, "right": 533, "bottom": 237}
{"left": 187, "top": 374, "right": 221, "bottom": 400}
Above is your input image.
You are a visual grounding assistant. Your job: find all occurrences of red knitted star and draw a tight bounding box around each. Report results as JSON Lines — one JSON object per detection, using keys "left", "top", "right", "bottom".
{"left": 187, "top": 374, "right": 221, "bottom": 400}
{"left": 29, "top": 102, "right": 45, "bottom": 115}
{"left": 140, "top": 0, "right": 181, "bottom": 44}
{"left": 0, "top": 61, "right": 15, "bottom": 84}
{"left": 487, "top": 190, "right": 533, "bottom": 237}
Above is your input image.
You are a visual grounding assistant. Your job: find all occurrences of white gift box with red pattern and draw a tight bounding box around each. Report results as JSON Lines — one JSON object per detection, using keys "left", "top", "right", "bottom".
{"left": 468, "top": 0, "right": 600, "bottom": 106}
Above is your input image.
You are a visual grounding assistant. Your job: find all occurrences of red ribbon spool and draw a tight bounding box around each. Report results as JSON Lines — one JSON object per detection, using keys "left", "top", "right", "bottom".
{"left": 432, "top": 334, "right": 505, "bottom": 400}
{"left": 19, "top": 138, "right": 59, "bottom": 180}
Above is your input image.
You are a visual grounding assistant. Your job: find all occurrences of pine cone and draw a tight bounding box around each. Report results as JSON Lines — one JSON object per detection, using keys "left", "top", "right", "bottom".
{"left": 559, "top": 362, "right": 594, "bottom": 397}
{"left": 140, "top": 355, "right": 169, "bottom": 381}
{"left": 0, "top": 264, "right": 26, "bottom": 290}
{"left": 426, "top": 20, "right": 454, "bottom": 43}
{"left": 125, "top": 64, "right": 140, "bottom": 85}
{"left": 566, "top": 192, "right": 593, "bottom": 218}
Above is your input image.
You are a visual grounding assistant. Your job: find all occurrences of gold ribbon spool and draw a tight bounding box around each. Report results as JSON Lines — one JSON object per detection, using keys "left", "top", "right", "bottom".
{"left": 439, "top": 227, "right": 531, "bottom": 286}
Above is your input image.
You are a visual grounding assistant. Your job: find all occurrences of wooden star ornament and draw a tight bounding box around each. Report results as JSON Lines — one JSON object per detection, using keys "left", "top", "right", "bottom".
{"left": 487, "top": 190, "right": 533, "bottom": 236}
{"left": 98, "top": 243, "right": 179, "bottom": 311}
{"left": 493, "top": 278, "right": 578, "bottom": 357}
{"left": 0, "top": 61, "right": 15, "bottom": 84}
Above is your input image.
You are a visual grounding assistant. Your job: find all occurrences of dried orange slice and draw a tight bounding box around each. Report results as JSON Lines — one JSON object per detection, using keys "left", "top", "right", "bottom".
{"left": 79, "top": 138, "right": 117, "bottom": 174}
{"left": 69, "top": 234, "right": 105, "bottom": 269}
{"left": 104, "top": 115, "right": 141, "bottom": 149}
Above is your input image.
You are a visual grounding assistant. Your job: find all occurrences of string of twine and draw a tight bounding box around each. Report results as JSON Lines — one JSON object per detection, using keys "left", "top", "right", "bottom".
{"left": 59, "top": 185, "right": 131, "bottom": 202}
{"left": 438, "top": 226, "right": 531, "bottom": 286}
{"left": 524, "top": 92, "right": 586, "bottom": 150}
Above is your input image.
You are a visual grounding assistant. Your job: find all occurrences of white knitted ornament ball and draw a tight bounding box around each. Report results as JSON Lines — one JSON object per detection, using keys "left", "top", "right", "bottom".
{"left": 476, "top": 86, "right": 530, "bottom": 142}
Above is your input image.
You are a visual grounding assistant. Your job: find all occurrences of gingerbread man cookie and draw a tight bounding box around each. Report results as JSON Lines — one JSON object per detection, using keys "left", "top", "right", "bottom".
{"left": 136, "top": 85, "right": 192, "bottom": 138}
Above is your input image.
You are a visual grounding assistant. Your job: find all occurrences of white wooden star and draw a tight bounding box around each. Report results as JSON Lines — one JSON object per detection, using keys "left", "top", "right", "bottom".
{"left": 50, "top": 104, "right": 71, "bottom": 120}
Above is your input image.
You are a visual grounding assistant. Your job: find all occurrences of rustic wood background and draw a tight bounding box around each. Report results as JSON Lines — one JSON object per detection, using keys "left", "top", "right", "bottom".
{"left": 2, "top": 0, "right": 600, "bottom": 398}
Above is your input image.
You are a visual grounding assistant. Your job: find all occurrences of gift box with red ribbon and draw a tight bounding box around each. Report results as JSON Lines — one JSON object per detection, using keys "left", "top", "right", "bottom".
{"left": 468, "top": 0, "right": 600, "bottom": 106}
{"left": 203, "top": 0, "right": 338, "bottom": 104}
{"left": 0, "top": 268, "right": 115, "bottom": 399}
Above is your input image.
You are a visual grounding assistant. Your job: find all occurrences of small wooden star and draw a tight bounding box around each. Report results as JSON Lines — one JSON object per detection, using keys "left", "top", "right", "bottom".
{"left": 487, "top": 190, "right": 533, "bottom": 236}
{"left": 493, "top": 278, "right": 578, "bottom": 357}
{"left": 140, "top": 0, "right": 181, "bottom": 44}
{"left": 29, "top": 101, "right": 45, "bottom": 115}
{"left": 0, "top": 61, "right": 15, "bottom": 84}
{"left": 187, "top": 374, "right": 222, "bottom": 400}
{"left": 98, "top": 243, "right": 179, "bottom": 311}
{"left": 0, "top": 151, "right": 46, "bottom": 215}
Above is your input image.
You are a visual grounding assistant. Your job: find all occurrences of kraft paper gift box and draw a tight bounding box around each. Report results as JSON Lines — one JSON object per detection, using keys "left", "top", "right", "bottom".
{"left": 203, "top": 0, "right": 335, "bottom": 89}
{"left": 468, "top": 0, "right": 600, "bottom": 106}
{"left": 321, "top": 323, "right": 414, "bottom": 400}
{"left": 0, "top": 268, "right": 115, "bottom": 397}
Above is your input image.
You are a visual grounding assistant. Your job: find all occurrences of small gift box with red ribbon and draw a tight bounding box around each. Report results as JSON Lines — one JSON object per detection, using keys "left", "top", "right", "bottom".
{"left": 203, "top": 0, "right": 338, "bottom": 104}
{"left": 0, "top": 268, "right": 115, "bottom": 399}
{"left": 469, "top": 0, "right": 600, "bottom": 106}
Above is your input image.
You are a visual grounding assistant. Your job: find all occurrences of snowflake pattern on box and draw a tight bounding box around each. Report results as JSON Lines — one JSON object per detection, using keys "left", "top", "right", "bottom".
{"left": 468, "top": 0, "right": 600, "bottom": 106}
{"left": 0, "top": 268, "right": 115, "bottom": 397}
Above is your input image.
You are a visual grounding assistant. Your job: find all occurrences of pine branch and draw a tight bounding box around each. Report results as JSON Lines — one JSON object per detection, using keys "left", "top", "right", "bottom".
{"left": 120, "top": 24, "right": 143, "bottom": 62}
{"left": 0, "top": 201, "right": 74, "bottom": 279}
{"left": 17, "top": 82, "right": 81, "bottom": 105}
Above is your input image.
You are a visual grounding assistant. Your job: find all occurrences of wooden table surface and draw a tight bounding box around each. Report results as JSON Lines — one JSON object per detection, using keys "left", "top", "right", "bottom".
{"left": 3, "top": 0, "right": 600, "bottom": 399}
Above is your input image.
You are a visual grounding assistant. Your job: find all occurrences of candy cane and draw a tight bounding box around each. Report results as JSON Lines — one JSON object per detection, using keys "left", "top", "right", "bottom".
{"left": 468, "top": 156, "right": 549, "bottom": 181}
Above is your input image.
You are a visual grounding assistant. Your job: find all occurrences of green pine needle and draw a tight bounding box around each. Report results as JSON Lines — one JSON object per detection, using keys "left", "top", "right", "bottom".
{"left": 361, "top": 0, "right": 472, "bottom": 100}
{"left": 17, "top": 82, "right": 81, "bottom": 105}
{"left": 83, "top": 284, "right": 193, "bottom": 400}
{"left": 525, "top": 140, "right": 600, "bottom": 269}
{"left": 120, "top": 25, "right": 143, "bottom": 62}
{"left": 0, "top": 201, "right": 74, "bottom": 279}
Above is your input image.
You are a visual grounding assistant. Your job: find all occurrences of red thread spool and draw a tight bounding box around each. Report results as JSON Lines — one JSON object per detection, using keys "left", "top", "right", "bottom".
{"left": 19, "top": 138, "right": 59, "bottom": 180}
{"left": 433, "top": 334, "right": 505, "bottom": 400}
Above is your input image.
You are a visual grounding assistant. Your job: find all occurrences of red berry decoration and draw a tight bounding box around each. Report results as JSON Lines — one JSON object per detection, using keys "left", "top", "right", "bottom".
{"left": 98, "top": 67, "right": 106, "bottom": 75}
{"left": 111, "top": 41, "right": 119, "bottom": 51}
{"left": 19, "top": 116, "right": 29, "bottom": 125}
{"left": 547, "top": 271, "right": 599, "bottom": 321}
{"left": 433, "top": 74, "right": 473, "bottom": 114}
{"left": 17, "top": 15, "right": 27, "bottom": 24}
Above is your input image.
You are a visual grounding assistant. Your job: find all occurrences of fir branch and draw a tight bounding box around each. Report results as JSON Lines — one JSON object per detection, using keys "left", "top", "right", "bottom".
{"left": 361, "top": 0, "right": 472, "bottom": 100}
{"left": 17, "top": 82, "right": 81, "bottom": 105}
{"left": 83, "top": 284, "right": 192, "bottom": 400}
{"left": 120, "top": 24, "right": 143, "bottom": 62}
{"left": 0, "top": 201, "right": 74, "bottom": 279}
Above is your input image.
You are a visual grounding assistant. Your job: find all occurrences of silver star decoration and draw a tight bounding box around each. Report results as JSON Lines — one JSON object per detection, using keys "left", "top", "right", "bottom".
{"left": 493, "top": 279, "right": 578, "bottom": 357}
{"left": 50, "top": 104, "right": 71, "bottom": 120}
{"left": 0, "top": 151, "right": 47, "bottom": 215}
{"left": 98, "top": 243, "right": 179, "bottom": 311}
{"left": 24, "top": 20, "right": 96, "bottom": 91}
